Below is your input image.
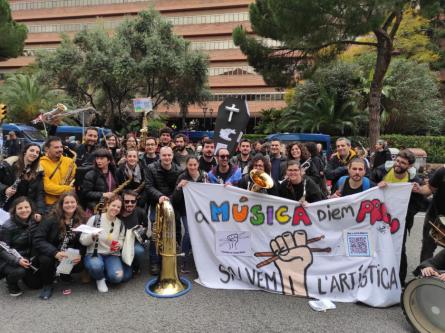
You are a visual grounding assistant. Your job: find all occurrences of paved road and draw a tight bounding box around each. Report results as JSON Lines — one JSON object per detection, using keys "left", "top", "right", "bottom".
{"left": 0, "top": 214, "right": 432, "bottom": 333}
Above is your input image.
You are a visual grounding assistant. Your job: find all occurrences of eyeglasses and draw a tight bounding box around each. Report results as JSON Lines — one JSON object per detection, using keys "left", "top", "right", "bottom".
{"left": 219, "top": 155, "right": 230, "bottom": 159}
{"left": 124, "top": 199, "right": 137, "bottom": 204}
{"left": 287, "top": 168, "right": 300, "bottom": 172}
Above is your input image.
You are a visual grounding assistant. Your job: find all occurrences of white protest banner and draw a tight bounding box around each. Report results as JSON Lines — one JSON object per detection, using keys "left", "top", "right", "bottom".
{"left": 184, "top": 182, "right": 412, "bottom": 307}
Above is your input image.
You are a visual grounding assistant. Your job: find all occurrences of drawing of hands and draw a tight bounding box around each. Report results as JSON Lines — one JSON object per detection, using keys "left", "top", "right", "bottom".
{"left": 270, "top": 230, "right": 313, "bottom": 297}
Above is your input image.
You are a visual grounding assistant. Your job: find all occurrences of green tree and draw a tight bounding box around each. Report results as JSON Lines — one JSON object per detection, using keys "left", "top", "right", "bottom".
{"left": 254, "top": 108, "right": 284, "bottom": 134}
{"left": 37, "top": 9, "right": 209, "bottom": 131}
{"left": 37, "top": 29, "right": 137, "bottom": 129}
{"left": 341, "top": 9, "right": 440, "bottom": 64}
{"left": 0, "top": 73, "right": 71, "bottom": 123}
{"left": 233, "top": 0, "right": 440, "bottom": 148}
{"left": 117, "top": 9, "right": 209, "bottom": 128}
{"left": 0, "top": 0, "right": 27, "bottom": 60}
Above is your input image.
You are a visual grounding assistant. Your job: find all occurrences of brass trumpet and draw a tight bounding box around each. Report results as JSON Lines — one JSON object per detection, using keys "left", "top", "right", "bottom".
{"left": 249, "top": 169, "right": 274, "bottom": 192}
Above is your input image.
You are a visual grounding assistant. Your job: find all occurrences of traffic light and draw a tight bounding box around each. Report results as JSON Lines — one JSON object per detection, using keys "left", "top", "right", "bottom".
{"left": 0, "top": 104, "right": 6, "bottom": 122}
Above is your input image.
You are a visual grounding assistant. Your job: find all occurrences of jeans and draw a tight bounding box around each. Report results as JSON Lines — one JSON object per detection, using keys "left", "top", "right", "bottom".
{"left": 84, "top": 254, "right": 132, "bottom": 283}
{"left": 133, "top": 242, "right": 145, "bottom": 269}
{"left": 181, "top": 215, "right": 192, "bottom": 255}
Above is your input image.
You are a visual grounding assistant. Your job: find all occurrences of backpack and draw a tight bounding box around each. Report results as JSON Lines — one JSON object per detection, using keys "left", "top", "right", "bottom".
{"left": 337, "top": 175, "right": 371, "bottom": 196}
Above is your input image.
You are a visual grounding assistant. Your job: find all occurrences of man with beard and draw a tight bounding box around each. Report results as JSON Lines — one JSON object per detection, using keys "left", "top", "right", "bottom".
{"left": 75, "top": 127, "right": 99, "bottom": 166}
{"left": 333, "top": 158, "right": 374, "bottom": 197}
{"left": 230, "top": 139, "right": 252, "bottom": 175}
{"left": 140, "top": 137, "right": 159, "bottom": 169}
{"left": 119, "top": 190, "right": 148, "bottom": 274}
{"left": 40, "top": 137, "right": 77, "bottom": 207}
{"left": 376, "top": 149, "right": 425, "bottom": 287}
{"left": 145, "top": 146, "right": 181, "bottom": 275}
{"left": 198, "top": 139, "right": 217, "bottom": 173}
{"left": 326, "top": 137, "right": 357, "bottom": 192}
{"left": 158, "top": 127, "right": 174, "bottom": 149}
{"left": 173, "top": 134, "right": 193, "bottom": 170}
{"left": 208, "top": 148, "right": 242, "bottom": 185}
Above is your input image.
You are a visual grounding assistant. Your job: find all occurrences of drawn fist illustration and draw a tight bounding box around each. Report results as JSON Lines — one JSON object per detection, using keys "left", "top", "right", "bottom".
{"left": 271, "top": 230, "right": 313, "bottom": 297}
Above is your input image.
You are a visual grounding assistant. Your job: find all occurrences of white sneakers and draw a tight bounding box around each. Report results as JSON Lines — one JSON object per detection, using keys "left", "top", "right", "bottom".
{"left": 96, "top": 278, "right": 109, "bottom": 293}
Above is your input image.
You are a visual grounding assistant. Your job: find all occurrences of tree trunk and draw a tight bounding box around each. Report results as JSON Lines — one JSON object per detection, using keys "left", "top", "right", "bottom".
{"left": 180, "top": 103, "right": 188, "bottom": 130}
{"left": 368, "top": 29, "right": 393, "bottom": 151}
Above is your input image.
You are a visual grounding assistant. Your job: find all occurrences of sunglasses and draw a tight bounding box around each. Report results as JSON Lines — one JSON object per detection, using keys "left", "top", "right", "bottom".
{"left": 219, "top": 155, "right": 230, "bottom": 159}
{"left": 124, "top": 200, "right": 137, "bottom": 204}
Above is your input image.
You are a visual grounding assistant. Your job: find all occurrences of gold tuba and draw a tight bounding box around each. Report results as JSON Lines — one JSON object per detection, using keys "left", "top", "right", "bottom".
{"left": 149, "top": 200, "right": 187, "bottom": 296}
{"left": 249, "top": 169, "right": 274, "bottom": 192}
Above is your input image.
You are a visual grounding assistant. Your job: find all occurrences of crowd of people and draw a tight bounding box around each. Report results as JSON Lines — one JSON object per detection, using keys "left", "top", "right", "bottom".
{"left": 0, "top": 126, "right": 444, "bottom": 301}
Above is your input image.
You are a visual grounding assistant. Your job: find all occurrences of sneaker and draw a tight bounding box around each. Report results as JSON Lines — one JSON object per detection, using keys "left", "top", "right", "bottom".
{"left": 149, "top": 263, "right": 160, "bottom": 276}
{"left": 8, "top": 284, "right": 23, "bottom": 297}
{"left": 39, "top": 286, "right": 53, "bottom": 300}
{"left": 96, "top": 278, "right": 108, "bottom": 293}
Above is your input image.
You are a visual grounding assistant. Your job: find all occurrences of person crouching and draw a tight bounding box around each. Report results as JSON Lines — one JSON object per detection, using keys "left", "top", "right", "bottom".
{"left": 33, "top": 192, "right": 86, "bottom": 300}
{"left": 80, "top": 194, "right": 131, "bottom": 292}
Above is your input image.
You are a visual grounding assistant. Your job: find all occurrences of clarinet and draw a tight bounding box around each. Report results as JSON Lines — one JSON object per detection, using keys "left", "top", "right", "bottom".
{"left": 1, "top": 178, "right": 21, "bottom": 208}
{"left": 92, "top": 198, "right": 105, "bottom": 257}
{"left": 1, "top": 166, "right": 31, "bottom": 208}
{"left": 0, "top": 241, "right": 38, "bottom": 272}
{"left": 60, "top": 218, "right": 74, "bottom": 252}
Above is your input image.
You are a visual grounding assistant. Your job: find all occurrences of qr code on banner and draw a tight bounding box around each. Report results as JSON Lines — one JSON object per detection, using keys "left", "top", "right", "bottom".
{"left": 346, "top": 232, "right": 371, "bottom": 257}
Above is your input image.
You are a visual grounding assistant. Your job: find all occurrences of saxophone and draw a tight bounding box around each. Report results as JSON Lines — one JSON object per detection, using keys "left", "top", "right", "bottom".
{"left": 93, "top": 175, "right": 133, "bottom": 214}
{"left": 61, "top": 147, "right": 77, "bottom": 186}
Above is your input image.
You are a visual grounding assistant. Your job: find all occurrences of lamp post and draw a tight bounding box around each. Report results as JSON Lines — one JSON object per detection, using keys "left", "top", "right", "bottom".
{"left": 202, "top": 107, "right": 207, "bottom": 130}
{"left": 209, "top": 108, "right": 214, "bottom": 129}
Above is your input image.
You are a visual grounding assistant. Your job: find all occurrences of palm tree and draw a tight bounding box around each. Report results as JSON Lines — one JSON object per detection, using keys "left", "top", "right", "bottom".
{"left": 279, "top": 88, "right": 366, "bottom": 135}
{"left": 0, "top": 73, "right": 69, "bottom": 123}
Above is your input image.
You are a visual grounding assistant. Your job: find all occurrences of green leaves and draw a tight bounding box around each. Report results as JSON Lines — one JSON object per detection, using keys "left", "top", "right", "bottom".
{"left": 0, "top": 0, "right": 27, "bottom": 59}
{"left": 36, "top": 8, "right": 209, "bottom": 130}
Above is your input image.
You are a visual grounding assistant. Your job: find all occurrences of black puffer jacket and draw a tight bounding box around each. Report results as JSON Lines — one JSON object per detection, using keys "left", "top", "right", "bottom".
{"left": 278, "top": 177, "right": 324, "bottom": 203}
{"left": 172, "top": 170, "right": 207, "bottom": 216}
{"left": 81, "top": 167, "right": 118, "bottom": 210}
{"left": 116, "top": 162, "right": 148, "bottom": 207}
{"left": 0, "top": 157, "right": 45, "bottom": 213}
{"left": 145, "top": 161, "right": 181, "bottom": 205}
{"left": 33, "top": 217, "right": 82, "bottom": 258}
{"left": 0, "top": 217, "right": 38, "bottom": 272}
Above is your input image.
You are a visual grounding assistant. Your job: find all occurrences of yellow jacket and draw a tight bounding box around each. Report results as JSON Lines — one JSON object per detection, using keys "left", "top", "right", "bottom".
{"left": 39, "top": 155, "right": 76, "bottom": 205}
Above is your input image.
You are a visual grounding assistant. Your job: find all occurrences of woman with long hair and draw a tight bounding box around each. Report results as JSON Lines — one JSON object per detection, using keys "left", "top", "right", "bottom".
{"left": 172, "top": 156, "right": 207, "bottom": 272}
{"left": 102, "top": 133, "right": 121, "bottom": 163}
{"left": 80, "top": 194, "right": 131, "bottom": 292}
{"left": 0, "top": 197, "right": 40, "bottom": 296}
{"left": 0, "top": 143, "right": 45, "bottom": 217}
{"left": 237, "top": 154, "right": 278, "bottom": 195}
{"left": 33, "top": 192, "right": 86, "bottom": 300}
{"left": 116, "top": 148, "right": 147, "bottom": 207}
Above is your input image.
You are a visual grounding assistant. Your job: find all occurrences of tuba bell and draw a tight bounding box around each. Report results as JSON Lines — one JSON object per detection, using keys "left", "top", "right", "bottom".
{"left": 146, "top": 200, "right": 191, "bottom": 297}
{"left": 249, "top": 169, "right": 274, "bottom": 192}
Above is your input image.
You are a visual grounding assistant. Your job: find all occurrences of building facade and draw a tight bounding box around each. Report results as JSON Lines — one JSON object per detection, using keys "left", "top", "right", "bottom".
{"left": 2, "top": 0, "right": 286, "bottom": 129}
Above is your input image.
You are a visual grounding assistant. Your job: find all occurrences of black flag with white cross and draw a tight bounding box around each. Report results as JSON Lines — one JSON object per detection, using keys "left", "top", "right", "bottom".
{"left": 214, "top": 97, "right": 250, "bottom": 155}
